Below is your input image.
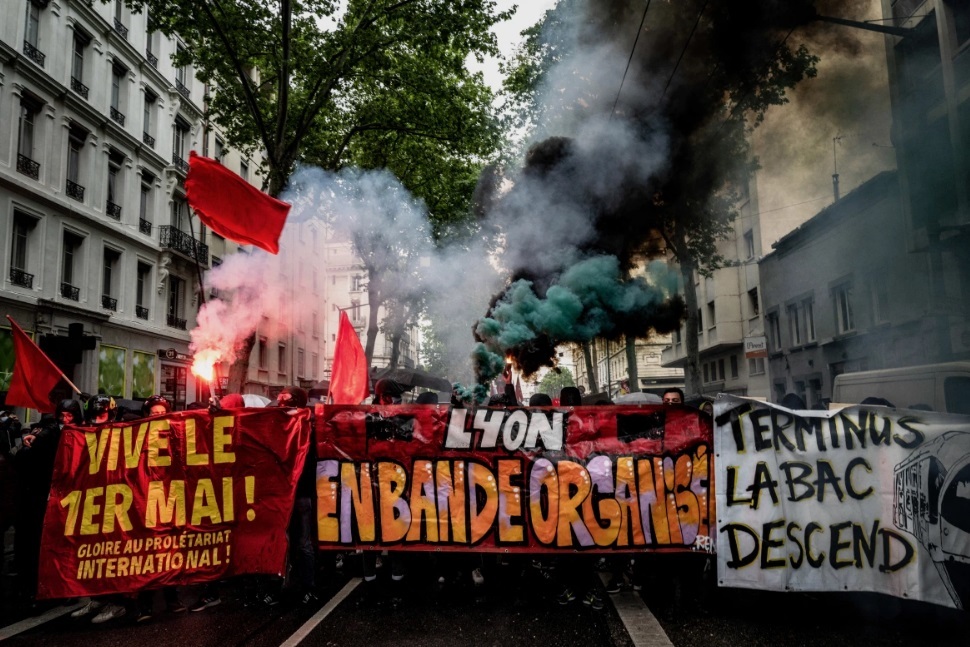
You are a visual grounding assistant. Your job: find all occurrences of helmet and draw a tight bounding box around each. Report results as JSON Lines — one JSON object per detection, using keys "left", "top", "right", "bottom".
{"left": 86, "top": 394, "right": 117, "bottom": 422}
{"left": 276, "top": 386, "right": 308, "bottom": 408}
{"left": 142, "top": 395, "right": 172, "bottom": 417}
{"left": 55, "top": 399, "right": 84, "bottom": 425}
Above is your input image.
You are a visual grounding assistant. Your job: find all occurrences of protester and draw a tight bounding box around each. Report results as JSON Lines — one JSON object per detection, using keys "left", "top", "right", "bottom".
{"left": 0, "top": 410, "right": 22, "bottom": 569}
{"left": 662, "top": 388, "right": 685, "bottom": 405}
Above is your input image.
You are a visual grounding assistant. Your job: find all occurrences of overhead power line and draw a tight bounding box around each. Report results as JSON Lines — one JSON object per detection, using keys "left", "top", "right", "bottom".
{"left": 610, "top": 0, "right": 651, "bottom": 121}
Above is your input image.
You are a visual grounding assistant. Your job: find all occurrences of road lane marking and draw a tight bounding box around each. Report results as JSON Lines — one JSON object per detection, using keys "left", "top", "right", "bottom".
{"left": 0, "top": 601, "right": 85, "bottom": 641}
{"left": 279, "top": 577, "right": 361, "bottom": 647}
{"left": 600, "top": 573, "right": 673, "bottom": 647}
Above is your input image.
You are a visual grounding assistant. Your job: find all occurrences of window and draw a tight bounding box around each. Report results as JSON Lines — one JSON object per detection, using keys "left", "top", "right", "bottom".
{"left": 171, "top": 195, "right": 188, "bottom": 230}
{"left": 834, "top": 284, "right": 855, "bottom": 334}
{"left": 25, "top": 2, "right": 41, "bottom": 49}
{"left": 214, "top": 138, "right": 224, "bottom": 162}
{"left": 743, "top": 229, "right": 755, "bottom": 259}
{"left": 136, "top": 262, "right": 150, "bottom": 317}
{"left": 258, "top": 337, "right": 268, "bottom": 368}
{"left": 312, "top": 352, "right": 319, "bottom": 378}
{"left": 18, "top": 97, "right": 41, "bottom": 169}
{"left": 766, "top": 311, "right": 781, "bottom": 352}
{"left": 72, "top": 30, "right": 90, "bottom": 94}
{"left": 703, "top": 363, "right": 710, "bottom": 383}
{"left": 718, "top": 358, "right": 726, "bottom": 381}
{"left": 278, "top": 344, "right": 287, "bottom": 373}
{"left": 140, "top": 175, "right": 153, "bottom": 228}
{"left": 748, "top": 287, "right": 759, "bottom": 317}
{"left": 66, "top": 127, "right": 86, "bottom": 200}
{"left": 312, "top": 311, "right": 319, "bottom": 337}
{"left": 107, "top": 151, "right": 124, "bottom": 218}
{"left": 10, "top": 212, "right": 37, "bottom": 288}
{"left": 240, "top": 161, "right": 249, "bottom": 181}
{"left": 696, "top": 308, "right": 703, "bottom": 332}
{"left": 730, "top": 355, "right": 739, "bottom": 379}
{"left": 297, "top": 349, "right": 305, "bottom": 377}
{"left": 167, "top": 275, "right": 185, "bottom": 324}
{"left": 352, "top": 274, "right": 365, "bottom": 291}
{"left": 102, "top": 248, "right": 120, "bottom": 309}
{"left": 787, "top": 304, "right": 801, "bottom": 346}
{"left": 871, "top": 276, "right": 890, "bottom": 325}
{"left": 173, "top": 117, "right": 190, "bottom": 165}
{"left": 175, "top": 43, "right": 188, "bottom": 88}
{"left": 351, "top": 300, "right": 361, "bottom": 322}
{"left": 110, "top": 64, "right": 126, "bottom": 118}
{"left": 803, "top": 298, "right": 816, "bottom": 342}
{"left": 62, "top": 231, "right": 84, "bottom": 296}
{"left": 143, "top": 91, "right": 156, "bottom": 143}
{"left": 748, "top": 357, "right": 766, "bottom": 375}
{"left": 707, "top": 301, "right": 716, "bottom": 329}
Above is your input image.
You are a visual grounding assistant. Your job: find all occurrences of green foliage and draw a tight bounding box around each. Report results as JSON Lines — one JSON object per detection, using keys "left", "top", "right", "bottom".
{"left": 538, "top": 366, "right": 575, "bottom": 397}
{"left": 131, "top": 351, "right": 157, "bottom": 399}
{"left": 98, "top": 346, "right": 127, "bottom": 398}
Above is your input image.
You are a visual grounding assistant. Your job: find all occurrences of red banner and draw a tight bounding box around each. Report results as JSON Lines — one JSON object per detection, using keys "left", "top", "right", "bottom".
{"left": 315, "top": 404, "right": 714, "bottom": 553}
{"left": 37, "top": 408, "right": 310, "bottom": 599}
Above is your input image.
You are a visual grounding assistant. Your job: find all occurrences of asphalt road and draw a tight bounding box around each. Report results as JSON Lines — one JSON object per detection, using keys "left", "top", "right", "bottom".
{"left": 2, "top": 551, "right": 969, "bottom": 646}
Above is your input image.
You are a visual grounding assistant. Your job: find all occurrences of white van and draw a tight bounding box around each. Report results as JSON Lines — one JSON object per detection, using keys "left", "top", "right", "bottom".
{"left": 831, "top": 362, "right": 970, "bottom": 414}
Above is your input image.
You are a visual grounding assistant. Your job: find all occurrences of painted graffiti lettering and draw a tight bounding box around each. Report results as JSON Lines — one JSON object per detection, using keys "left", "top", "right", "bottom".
{"left": 443, "top": 408, "right": 564, "bottom": 451}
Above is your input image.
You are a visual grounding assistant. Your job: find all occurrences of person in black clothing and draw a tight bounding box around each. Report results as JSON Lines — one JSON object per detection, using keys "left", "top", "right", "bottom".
{"left": 280, "top": 386, "right": 319, "bottom": 605}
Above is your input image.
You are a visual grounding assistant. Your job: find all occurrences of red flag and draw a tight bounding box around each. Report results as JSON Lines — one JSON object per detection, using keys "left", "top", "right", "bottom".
{"left": 5, "top": 315, "right": 64, "bottom": 413}
{"left": 185, "top": 151, "right": 291, "bottom": 254}
{"left": 329, "top": 312, "right": 370, "bottom": 405}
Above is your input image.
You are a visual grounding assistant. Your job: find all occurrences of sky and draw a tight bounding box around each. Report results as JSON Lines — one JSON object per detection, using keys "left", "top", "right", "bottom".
{"left": 470, "top": 0, "right": 559, "bottom": 91}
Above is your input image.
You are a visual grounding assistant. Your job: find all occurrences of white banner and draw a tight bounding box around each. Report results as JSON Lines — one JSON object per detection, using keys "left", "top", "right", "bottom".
{"left": 714, "top": 395, "right": 970, "bottom": 609}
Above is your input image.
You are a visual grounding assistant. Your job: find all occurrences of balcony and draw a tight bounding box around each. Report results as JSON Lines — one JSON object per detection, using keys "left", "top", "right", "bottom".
{"left": 23, "top": 40, "right": 45, "bottom": 67}
{"left": 166, "top": 314, "right": 187, "bottom": 330}
{"left": 110, "top": 107, "right": 125, "bottom": 126}
{"left": 172, "top": 155, "right": 189, "bottom": 174}
{"left": 175, "top": 80, "right": 190, "bottom": 100}
{"left": 17, "top": 154, "right": 40, "bottom": 180}
{"left": 159, "top": 226, "right": 209, "bottom": 264}
{"left": 70, "top": 76, "right": 89, "bottom": 99}
{"left": 61, "top": 282, "right": 80, "bottom": 301}
{"left": 66, "top": 179, "right": 85, "bottom": 202}
{"left": 136, "top": 305, "right": 149, "bottom": 320}
{"left": 143, "top": 132, "right": 155, "bottom": 148}
{"left": 113, "top": 18, "right": 128, "bottom": 40}
{"left": 9, "top": 268, "right": 33, "bottom": 289}
{"left": 146, "top": 49, "right": 158, "bottom": 68}
{"left": 139, "top": 218, "right": 152, "bottom": 235}
{"left": 106, "top": 201, "right": 122, "bottom": 220}
{"left": 101, "top": 295, "right": 117, "bottom": 311}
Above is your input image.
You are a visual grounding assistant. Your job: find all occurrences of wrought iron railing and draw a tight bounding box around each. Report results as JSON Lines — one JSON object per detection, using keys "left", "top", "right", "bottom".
{"left": 166, "top": 314, "right": 187, "bottom": 330}
{"left": 70, "top": 76, "right": 89, "bottom": 99}
{"left": 113, "top": 18, "right": 128, "bottom": 40}
{"left": 139, "top": 218, "right": 152, "bottom": 235}
{"left": 159, "top": 226, "right": 209, "bottom": 264}
{"left": 66, "top": 179, "right": 85, "bottom": 201}
{"left": 17, "top": 154, "right": 40, "bottom": 180}
{"left": 146, "top": 50, "right": 158, "bottom": 68}
{"left": 175, "top": 80, "right": 190, "bottom": 100}
{"left": 143, "top": 132, "right": 155, "bottom": 148}
{"left": 136, "top": 305, "right": 149, "bottom": 319}
{"left": 106, "top": 201, "right": 122, "bottom": 220}
{"left": 61, "top": 282, "right": 80, "bottom": 301}
{"left": 110, "top": 107, "right": 125, "bottom": 126}
{"left": 10, "top": 268, "right": 33, "bottom": 289}
{"left": 172, "top": 155, "right": 189, "bottom": 173}
{"left": 23, "top": 40, "right": 45, "bottom": 66}
{"left": 101, "top": 295, "right": 117, "bottom": 311}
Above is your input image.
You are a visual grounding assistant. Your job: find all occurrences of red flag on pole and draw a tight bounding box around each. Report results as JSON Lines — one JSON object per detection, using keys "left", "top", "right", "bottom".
{"left": 5, "top": 315, "right": 64, "bottom": 413}
{"left": 329, "top": 311, "right": 370, "bottom": 405}
{"left": 185, "top": 151, "right": 291, "bottom": 254}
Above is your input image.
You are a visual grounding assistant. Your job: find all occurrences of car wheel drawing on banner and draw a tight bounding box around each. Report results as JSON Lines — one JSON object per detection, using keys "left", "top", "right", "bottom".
{"left": 894, "top": 431, "right": 970, "bottom": 609}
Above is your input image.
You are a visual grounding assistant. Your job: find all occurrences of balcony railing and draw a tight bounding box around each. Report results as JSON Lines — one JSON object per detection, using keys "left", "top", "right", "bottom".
{"left": 66, "top": 179, "right": 85, "bottom": 202}
{"left": 61, "top": 282, "right": 80, "bottom": 301}
{"left": 143, "top": 132, "right": 155, "bottom": 148}
{"left": 166, "top": 314, "right": 187, "bottom": 330}
{"left": 159, "top": 225, "right": 209, "bottom": 264}
{"left": 146, "top": 49, "right": 158, "bottom": 68}
{"left": 136, "top": 305, "right": 149, "bottom": 320}
{"left": 17, "top": 154, "right": 40, "bottom": 180}
{"left": 175, "top": 80, "right": 190, "bottom": 100}
{"left": 110, "top": 107, "right": 125, "bottom": 126}
{"left": 70, "top": 76, "right": 89, "bottom": 99}
{"left": 106, "top": 201, "right": 122, "bottom": 220}
{"left": 101, "top": 295, "right": 118, "bottom": 311}
{"left": 172, "top": 155, "right": 189, "bottom": 173}
{"left": 9, "top": 268, "right": 33, "bottom": 289}
{"left": 139, "top": 218, "right": 152, "bottom": 235}
{"left": 23, "top": 40, "right": 45, "bottom": 67}
{"left": 113, "top": 18, "right": 128, "bottom": 40}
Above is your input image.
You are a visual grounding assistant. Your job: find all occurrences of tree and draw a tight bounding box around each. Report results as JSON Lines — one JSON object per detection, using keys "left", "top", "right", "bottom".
{"left": 129, "top": 0, "right": 510, "bottom": 388}
{"left": 537, "top": 366, "right": 575, "bottom": 398}
{"left": 500, "top": 0, "right": 819, "bottom": 396}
